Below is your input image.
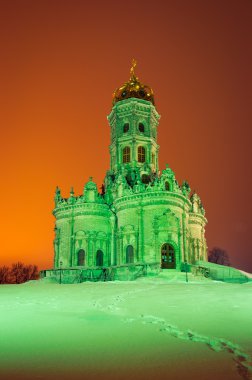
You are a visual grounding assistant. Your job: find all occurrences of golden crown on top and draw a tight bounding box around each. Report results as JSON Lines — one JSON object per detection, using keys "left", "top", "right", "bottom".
{"left": 112, "top": 59, "right": 155, "bottom": 105}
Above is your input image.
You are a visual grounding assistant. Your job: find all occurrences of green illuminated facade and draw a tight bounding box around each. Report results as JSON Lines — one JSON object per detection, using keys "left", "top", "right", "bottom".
{"left": 52, "top": 63, "right": 207, "bottom": 278}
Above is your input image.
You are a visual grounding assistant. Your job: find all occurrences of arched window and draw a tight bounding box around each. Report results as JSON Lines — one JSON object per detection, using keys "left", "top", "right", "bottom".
{"left": 123, "top": 146, "right": 131, "bottom": 163}
{"left": 77, "top": 249, "right": 85, "bottom": 266}
{"left": 126, "top": 245, "right": 134, "bottom": 264}
{"left": 138, "top": 123, "right": 144, "bottom": 133}
{"left": 165, "top": 181, "right": 170, "bottom": 191}
{"left": 96, "top": 250, "right": 103, "bottom": 266}
{"left": 161, "top": 244, "right": 175, "bottom": 269}
{"left": 123, "top": 123, "right": 129, "bottom": 133}
{"left": 138, "top": 146, "right": 145, "bottom": 163}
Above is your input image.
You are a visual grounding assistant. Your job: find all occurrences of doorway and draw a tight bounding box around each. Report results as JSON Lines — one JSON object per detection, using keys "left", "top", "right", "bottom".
{"left": 161, "top": 243, "right": 175, "bottom": 269}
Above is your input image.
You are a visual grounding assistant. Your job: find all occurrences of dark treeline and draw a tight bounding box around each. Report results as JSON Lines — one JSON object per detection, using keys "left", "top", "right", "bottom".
{"left": 0, "top": 262, "right": 39, "bottom": 284}
{"left": 208, "top": 247, "right": 230, "bottom": 266}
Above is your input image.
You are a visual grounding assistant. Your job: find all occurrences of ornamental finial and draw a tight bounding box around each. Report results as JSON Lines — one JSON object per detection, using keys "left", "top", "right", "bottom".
{"left": 130, "top": 58, "right": 137, "bottom": 79}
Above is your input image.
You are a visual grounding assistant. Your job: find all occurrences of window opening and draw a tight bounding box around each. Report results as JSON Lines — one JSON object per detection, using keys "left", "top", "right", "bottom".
{"left": 138, "top": 123, "right": 144, "bottom": 133}
{"left": 138, "top": 146, "right": 145, "bottom": 163}
{"left": 123, "top": 146, "right": 131, "bottom": 163}
{"left": 123, "top": 123, "right": 129, "bottom": 133}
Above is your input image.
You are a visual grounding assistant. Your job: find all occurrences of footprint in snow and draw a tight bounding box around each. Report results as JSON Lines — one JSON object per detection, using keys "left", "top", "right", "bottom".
{"left": 128, "top": 314, "right": 252, "bottom": 380}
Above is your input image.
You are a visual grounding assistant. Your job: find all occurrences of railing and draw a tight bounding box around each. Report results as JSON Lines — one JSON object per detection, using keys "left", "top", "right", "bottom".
{"left": 192, "top": 261, "right": 250, "bottom": 283}
{"left": 40, "top": 263, "right": 160, "bottom": 283}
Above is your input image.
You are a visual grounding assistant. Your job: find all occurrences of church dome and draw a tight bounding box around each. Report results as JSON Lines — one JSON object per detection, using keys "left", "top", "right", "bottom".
{"left": 112, "top": 60, "right": 155, "bottom": 106}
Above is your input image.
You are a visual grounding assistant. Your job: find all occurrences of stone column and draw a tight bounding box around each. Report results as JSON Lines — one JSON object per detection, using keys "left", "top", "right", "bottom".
{"left": 178, "top": 229, "right": 183, "bottom": 268}
{"left": 87, "top": 234, "right": 93, "bottom": 266}
{"left": 193, "top": 239, "right": 197, "bottom": 263}
{"left": 106, "top": 235, "right": 111, "bottom": 266}
{"left": 115, "top": 231, "right": 120, "bottom": 265}
{"left": 54, "top": 239, "right": 60, "bottom": 268}
{"left": 204, "top": 238, "right": 208, "bottom": 261}
{"left": 138, "top": 206, "right": 144, "bottom": 262}
{"left": 71, "top": 237, "right": 76, "bottom": 267}
{"left": 201, "top": 226, "right": 207, "bottom": 261}
{"left": 120, "top": 232, "right": 124, "bottom": 264}
{"left": 148, "top": 143, "right": 151, "bottom": 164}
{"left": 197, "top": 239, "right": 200, "bottom": 261}
{"left": 69, "top": 212, "right": 75, "bottom": 268}
{"left": 93, "top": 237, "right": 97, "bottom": 266}
{"left": 116, "top": 141, "right": 119, "bottom": 172}
{"left": 132, "top": 137, "right": 136, "bottom": 164}
{"left": 109, "top": 213, "right": 116, "bottom": 266}
{"left": 182, "top": 213, "right": 187, "bottom": 262}
{"left": 134, "top": 231, "right": 139, "bottom": 262}
{"left": 154, "top": 229, "right": 159, "bottom": 264}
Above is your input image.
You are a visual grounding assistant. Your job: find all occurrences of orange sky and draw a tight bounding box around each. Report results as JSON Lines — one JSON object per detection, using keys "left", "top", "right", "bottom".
{"left": 0, "top": 0, "right": 251, "bottom": 271}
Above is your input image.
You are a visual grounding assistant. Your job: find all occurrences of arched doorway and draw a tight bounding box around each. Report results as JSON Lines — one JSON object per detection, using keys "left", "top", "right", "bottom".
{"left": 126, "top": 245, "right": 134, "bottom": 264}
{"left": 77, "top": 249, "right": 85, "bottom": 266}
{"left": 161, "top": 244, "right": 176, "bottom": 269}
{"left": 96, "top": 250, "right": 103, "bottom": 267}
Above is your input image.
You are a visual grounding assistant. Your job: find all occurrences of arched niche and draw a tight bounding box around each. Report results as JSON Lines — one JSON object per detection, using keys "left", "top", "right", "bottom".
{"left": 126, "top": 245, "right": 134, "bottom": 264}
{"left": 96, "top": 250, "right": 103, "bottom": 267}
{"left": 77, "top": 249, "right": 85, "bottom": 266}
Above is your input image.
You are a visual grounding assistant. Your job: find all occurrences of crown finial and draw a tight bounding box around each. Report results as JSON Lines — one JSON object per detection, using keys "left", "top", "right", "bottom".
{"left": 112, "top": 60, "right": 155, "bottom": 105}
{"left": 130, "top": 59, "right": 137, "bottom": 80}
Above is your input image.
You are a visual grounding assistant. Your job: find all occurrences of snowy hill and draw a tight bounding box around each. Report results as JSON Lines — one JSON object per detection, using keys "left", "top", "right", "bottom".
{"left": 0, "top": 276, "right": 251, "bottom": 380}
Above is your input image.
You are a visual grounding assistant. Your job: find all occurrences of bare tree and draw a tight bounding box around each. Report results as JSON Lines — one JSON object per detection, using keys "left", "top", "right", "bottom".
{"left": 0, "top": 266, "right": 10, "bottom": 284}
{"left": 208, "top": 247, "right": 230, "bottom": 266}
{"left": 23, "top": 265, "right": 39, "bottom": 282}
{"left": 9, "top": 262, "right": 39, "bottom": 284}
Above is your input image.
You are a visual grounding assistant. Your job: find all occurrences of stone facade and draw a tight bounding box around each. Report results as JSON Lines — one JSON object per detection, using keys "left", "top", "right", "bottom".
{"left": 52, "top": 67, "right": 207, "bottom": 276}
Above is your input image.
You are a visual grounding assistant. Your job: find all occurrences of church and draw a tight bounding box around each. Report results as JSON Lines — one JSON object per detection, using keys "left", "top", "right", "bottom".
{"left": 50, "top": 61, "right": 208, "bottom": 281}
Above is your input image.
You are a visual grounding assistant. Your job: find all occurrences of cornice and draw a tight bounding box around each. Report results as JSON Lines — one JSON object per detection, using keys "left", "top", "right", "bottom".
{"left": 54, "top": 203, "right": 111, "bottom": 220}
{"left": 114, "top": 191, "right": 191, "bottom": 212}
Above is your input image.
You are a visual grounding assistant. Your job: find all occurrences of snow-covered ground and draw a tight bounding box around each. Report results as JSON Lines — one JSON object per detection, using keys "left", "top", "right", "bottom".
{"left": 0, "top": 273, "right": 251, "bottom": 380}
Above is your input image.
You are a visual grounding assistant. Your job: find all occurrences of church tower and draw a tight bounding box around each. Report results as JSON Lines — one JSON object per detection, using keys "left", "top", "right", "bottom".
{"left": 107, "top": 60, "right": 160, "bottom": 187}
{"left": 47, "top": 60, "right": 208, "bottom": 283}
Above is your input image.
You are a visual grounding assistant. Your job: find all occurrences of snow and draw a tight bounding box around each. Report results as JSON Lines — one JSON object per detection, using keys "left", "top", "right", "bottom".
{"left": 0, "top": 273, "right": 251, "bottom": 380}
{"left": 239, "top": 270, "right": 252, "bottom": 279}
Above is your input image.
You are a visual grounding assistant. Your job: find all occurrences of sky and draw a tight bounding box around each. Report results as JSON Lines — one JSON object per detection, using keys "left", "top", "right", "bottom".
{"left": 0, "top": 0, "right": 251, "bottom": 272}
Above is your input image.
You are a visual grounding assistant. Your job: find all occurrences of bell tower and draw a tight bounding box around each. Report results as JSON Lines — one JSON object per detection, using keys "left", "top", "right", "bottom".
{"left": 107, "top": 60, "right": 160, "bottom": 184}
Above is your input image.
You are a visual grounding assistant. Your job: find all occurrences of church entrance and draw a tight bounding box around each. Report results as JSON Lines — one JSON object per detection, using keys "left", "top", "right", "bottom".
{"left": 161, "top": 244, "right": 176, "bottom": 269}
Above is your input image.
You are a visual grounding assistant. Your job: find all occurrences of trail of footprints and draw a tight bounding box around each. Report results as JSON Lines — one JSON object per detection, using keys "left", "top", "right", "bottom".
{"left": 93, "top": 286, "right": 156, "bottom": 312}
{"left": 126, "top": 315, "right": 252, "bottom": 380}
{"left": 92, "top": 288, "right": 252, "bottom": 380}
